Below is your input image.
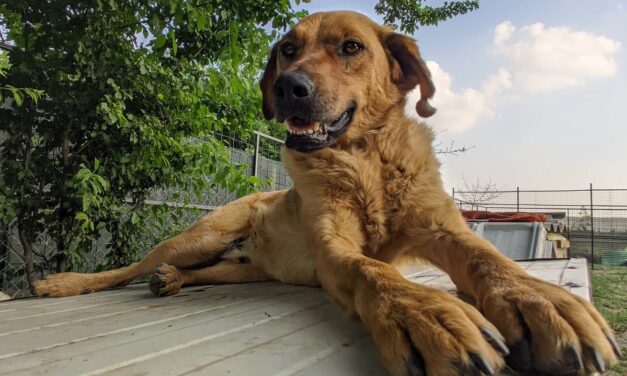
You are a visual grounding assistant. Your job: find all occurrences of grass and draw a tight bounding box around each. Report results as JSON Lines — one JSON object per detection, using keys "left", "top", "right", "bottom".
{"left": 590, "top": 266, "right": 627, "bottom": 375}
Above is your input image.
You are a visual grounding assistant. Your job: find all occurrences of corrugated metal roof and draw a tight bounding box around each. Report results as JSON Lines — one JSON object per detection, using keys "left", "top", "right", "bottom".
{"left": 0, "top": 258, "right": 590, "bottom": 376}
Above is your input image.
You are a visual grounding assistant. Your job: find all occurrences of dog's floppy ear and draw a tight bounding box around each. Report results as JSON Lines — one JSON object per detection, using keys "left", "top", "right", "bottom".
{"left": 385, "top": 33, "right": 436, "bottom": 118}
{"left": 260, "top": 43, "right": 279, "bottom": 120}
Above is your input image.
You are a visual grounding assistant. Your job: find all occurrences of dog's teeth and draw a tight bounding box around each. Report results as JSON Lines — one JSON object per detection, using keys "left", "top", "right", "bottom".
{"left": 307, "top": 129, "right": 314, "bottom": 135}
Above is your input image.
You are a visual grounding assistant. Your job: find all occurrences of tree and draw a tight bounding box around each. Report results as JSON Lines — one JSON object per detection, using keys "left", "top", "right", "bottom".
{"left": 0, "top": 1, "right": 308, "bottom": 293}
{"left": 577, "top": 207, "right": 592, "bottom": 232}
{"left": 375, "top": 0, "right": 480, "bottom": 34}
{"left": 0, "top": 1, "right": 481, "bottom": 294}
{"left": 455, "top": 177, "right": 505, "bottom": 211}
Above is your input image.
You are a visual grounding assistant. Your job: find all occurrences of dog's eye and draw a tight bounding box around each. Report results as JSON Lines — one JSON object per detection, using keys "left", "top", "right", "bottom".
{"left": 341, "top": 41, "right": 362, "bottom": 55}
{"left": 281, "top": 43, "right": 296, "bottom": 58}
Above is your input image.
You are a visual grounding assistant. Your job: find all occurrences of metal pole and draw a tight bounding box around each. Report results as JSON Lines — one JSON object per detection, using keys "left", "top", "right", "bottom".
{"left": 567, "top": 208, "right": 571, "bottom": 257}
{"left": 590, "top": 183, "right": 594, "bottom": 269}
{"left": 252, "top": 133, "right": 260, "bottom": 178}
{"left": 567, "top": 209, "right": 570, "bottom": 240}
{"left": 516, "top": 186, "right": 520, "bottom": 212}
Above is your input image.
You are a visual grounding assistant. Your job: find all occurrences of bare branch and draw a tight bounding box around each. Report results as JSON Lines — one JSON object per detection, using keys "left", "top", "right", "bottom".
{"left": 434, "top": 140, "right": 474, "bottom": 155}
{"left": 455, "top": 176, "right": 508, "bottom": 210}
{"left": 432, "top": 129, "right": 474, "bottom": 156}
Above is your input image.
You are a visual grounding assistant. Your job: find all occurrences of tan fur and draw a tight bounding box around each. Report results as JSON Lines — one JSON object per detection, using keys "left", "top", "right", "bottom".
{"left": 35, "top": 11, "right": 619, "bottom": 376}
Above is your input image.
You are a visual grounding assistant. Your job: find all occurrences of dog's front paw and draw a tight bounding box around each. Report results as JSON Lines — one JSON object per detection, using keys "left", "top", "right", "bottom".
{"left": 479, "top": 276, "right": 621, "bottom": 374}
{"left": 363, "top": 283, "right": 507, "bottom": 376}
{"left": 149, "top": 263, "right": 183, "bottom": 297}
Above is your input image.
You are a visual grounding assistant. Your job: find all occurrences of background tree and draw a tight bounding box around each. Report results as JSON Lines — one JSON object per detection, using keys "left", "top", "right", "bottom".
{"left": 375, "top": 0, "right": 479, "bottom": 33}
{"left": 0, "top": 0, "right": 480, "bottom": 295}
{"left": 455, "top": 177, "right": 505, "bottom": 211}
{"left": 577, "top": 208, "right": 592, "bottom": 232}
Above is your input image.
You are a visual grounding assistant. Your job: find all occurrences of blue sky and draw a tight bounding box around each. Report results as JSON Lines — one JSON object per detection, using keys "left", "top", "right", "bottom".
{"left": 295, "top": 0, "right": 627, "bottom": 190}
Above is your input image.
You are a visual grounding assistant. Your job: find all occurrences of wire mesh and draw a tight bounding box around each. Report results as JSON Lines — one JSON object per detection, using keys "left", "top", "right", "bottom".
{"left": 4, "top": 134, "right": 627, "bottom": 299}
{"left": 453, "top": 187, "right": 627, "bottom": 270}
{"left": 0, "top": 131, "right": 289, "bottom": 298}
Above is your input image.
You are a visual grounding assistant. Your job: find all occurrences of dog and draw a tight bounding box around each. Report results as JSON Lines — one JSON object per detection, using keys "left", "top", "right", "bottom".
{"left": 34, "top": 11, "right": 621, "bottom": 376}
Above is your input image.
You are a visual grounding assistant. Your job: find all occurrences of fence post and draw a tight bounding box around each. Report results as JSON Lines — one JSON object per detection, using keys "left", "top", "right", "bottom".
{"left": 252, "top": 132, "right": 260, "bottom": 178}
{"left": 590, "top": 183, "right": 594, "bottom": 269}
{"left": 566, "top": 208, "right": 570, "bottom": 247}
{"left": 516, "top": 186, "right": 520, "bottom": 212}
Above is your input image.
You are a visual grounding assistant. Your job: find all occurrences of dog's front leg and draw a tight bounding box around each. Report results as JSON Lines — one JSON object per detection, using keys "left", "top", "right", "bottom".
{"left": 314, "top": 209, "right": 506, "bottom": 376}
{"left": 410, "top": 206, "right": 621, "bottom": 374}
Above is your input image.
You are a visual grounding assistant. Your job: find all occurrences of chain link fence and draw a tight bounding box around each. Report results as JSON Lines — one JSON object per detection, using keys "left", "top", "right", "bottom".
{"left": 4, "top": 141, "right": 627, "bottom": 298}
{"left": 453, "top": 186, "right": 627, "bottom": 269}
{"left": 0, "top": 131, "right": 290, "bottom": 298}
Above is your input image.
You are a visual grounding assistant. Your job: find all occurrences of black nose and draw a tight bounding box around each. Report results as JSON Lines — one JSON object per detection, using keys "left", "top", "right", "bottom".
{"left": 274, "top": 72, "right": 313, "bottom": 101}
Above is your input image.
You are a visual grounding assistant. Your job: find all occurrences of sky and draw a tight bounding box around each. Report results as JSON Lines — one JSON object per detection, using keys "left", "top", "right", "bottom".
{"left": 294, "top": 0, "right": 627, "bottom": 191}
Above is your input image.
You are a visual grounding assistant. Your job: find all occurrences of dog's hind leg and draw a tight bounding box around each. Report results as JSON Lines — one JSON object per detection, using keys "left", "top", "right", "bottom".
{"left": 34, "top": 190, "right": 286, "bottom": 297}
{"left": 148, "top": 260, "right": 271, "bottom": 297}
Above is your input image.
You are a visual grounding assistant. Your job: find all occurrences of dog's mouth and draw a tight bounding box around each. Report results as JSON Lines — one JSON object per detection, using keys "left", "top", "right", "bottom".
{"left": 284, "top": 106, "right": 355, "bottom": 153}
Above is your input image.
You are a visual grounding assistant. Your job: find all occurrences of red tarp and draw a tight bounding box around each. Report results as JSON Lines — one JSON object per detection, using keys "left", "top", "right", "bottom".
{"left": 461, "top": 210, "right": 549, "bottom": 222}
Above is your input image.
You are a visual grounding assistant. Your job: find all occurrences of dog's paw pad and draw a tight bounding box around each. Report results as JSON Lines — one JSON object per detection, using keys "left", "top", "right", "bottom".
{"left": 149, "top": 263, "right": 182, "bottom": 297}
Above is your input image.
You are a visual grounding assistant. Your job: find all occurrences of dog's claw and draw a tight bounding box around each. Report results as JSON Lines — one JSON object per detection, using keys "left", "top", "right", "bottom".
{"left": 481, "top": 328, "right": 509, "bottom": 355}
{"left": 405, "top": 344, "right": 426, "bottom": 376}
{"left": 505, "top": 338, "right": 532, "bottom": 371}
{"left": 469, "top": 352, "right": 494, "bottom": 375}
{"left": 605, "top": 332, "right": 623, "bottom": 358}
{"left": 585, "top": 345, "right": 606, "bottom": 373}
{"left": 459, "top": 363, "right": 480, "bottom": 376}
{"left": 563, "top": 345, "right": 584, "bottom": 371}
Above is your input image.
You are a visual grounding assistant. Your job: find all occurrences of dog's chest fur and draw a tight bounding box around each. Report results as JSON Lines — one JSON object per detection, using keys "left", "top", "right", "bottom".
{"left": 284, "top": 125, "right": 434, "bottom": 255}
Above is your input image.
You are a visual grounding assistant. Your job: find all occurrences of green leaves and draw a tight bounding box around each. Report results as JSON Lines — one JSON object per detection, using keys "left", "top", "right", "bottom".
{"left": 375, "top": 0, "right": 480, "bottom": 34}
{"left": 155, "top": 34, "right": 167, "bottom": 49}
{"left": 0, "top": 0, "right": 303, "bottom": 273}
{"left": 169, "top": 30, "right": 177, "bottom": 56}
{"left": 70, "top": 162, "right": 110, "bottom": 232}
{"left": 10, "top": 88, "right": 22, "bottom": 106}
{"left": 0, "top": 52, "right": 44, "bottom": 106}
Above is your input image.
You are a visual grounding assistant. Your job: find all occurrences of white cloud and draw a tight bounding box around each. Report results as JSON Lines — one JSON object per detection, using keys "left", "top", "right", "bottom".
{"left": 493, "top": 21, "right": 515, "bottom": 46}
{"left": 405, "top": 62, "right": 512, "bottom": 133}
{"left": 492, "top": 21, "right": 621, "bottom": 93}
{"left": 406, "top": 21, "right": 621, "bottom": 133}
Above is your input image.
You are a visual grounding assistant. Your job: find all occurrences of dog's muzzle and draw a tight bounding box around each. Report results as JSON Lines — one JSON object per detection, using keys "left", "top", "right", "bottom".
{"left": 273, "top": 72, "right": 355, "bottom": 153}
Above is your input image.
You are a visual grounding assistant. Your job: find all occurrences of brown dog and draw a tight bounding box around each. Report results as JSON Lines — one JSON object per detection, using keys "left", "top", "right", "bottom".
{"left": 34, "top": 11, "right": 621, "bottom": 376}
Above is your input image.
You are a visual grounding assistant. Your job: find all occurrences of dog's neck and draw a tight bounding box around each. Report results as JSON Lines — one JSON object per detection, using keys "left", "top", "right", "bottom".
{"left": 282, "top": 104, "right": 440, "bottom": 190}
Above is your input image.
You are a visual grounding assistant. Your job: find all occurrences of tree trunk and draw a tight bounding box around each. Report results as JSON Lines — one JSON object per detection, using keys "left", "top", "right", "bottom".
{"left": 0, "top": 224, "right": 9, "bottom": 291}
{"left": 56, "top": 252, "right": 67, "bottom": 273}
{"left": 17, "top": 222, "right": 36, "bottom": 296}
{"left": 56, "top": 126, "right": 71, "bottom": 273}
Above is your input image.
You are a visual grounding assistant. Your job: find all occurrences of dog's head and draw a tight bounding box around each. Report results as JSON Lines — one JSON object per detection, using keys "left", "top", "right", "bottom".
{"left": 260, "top": 11, "right": 436, "bottom": 153}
